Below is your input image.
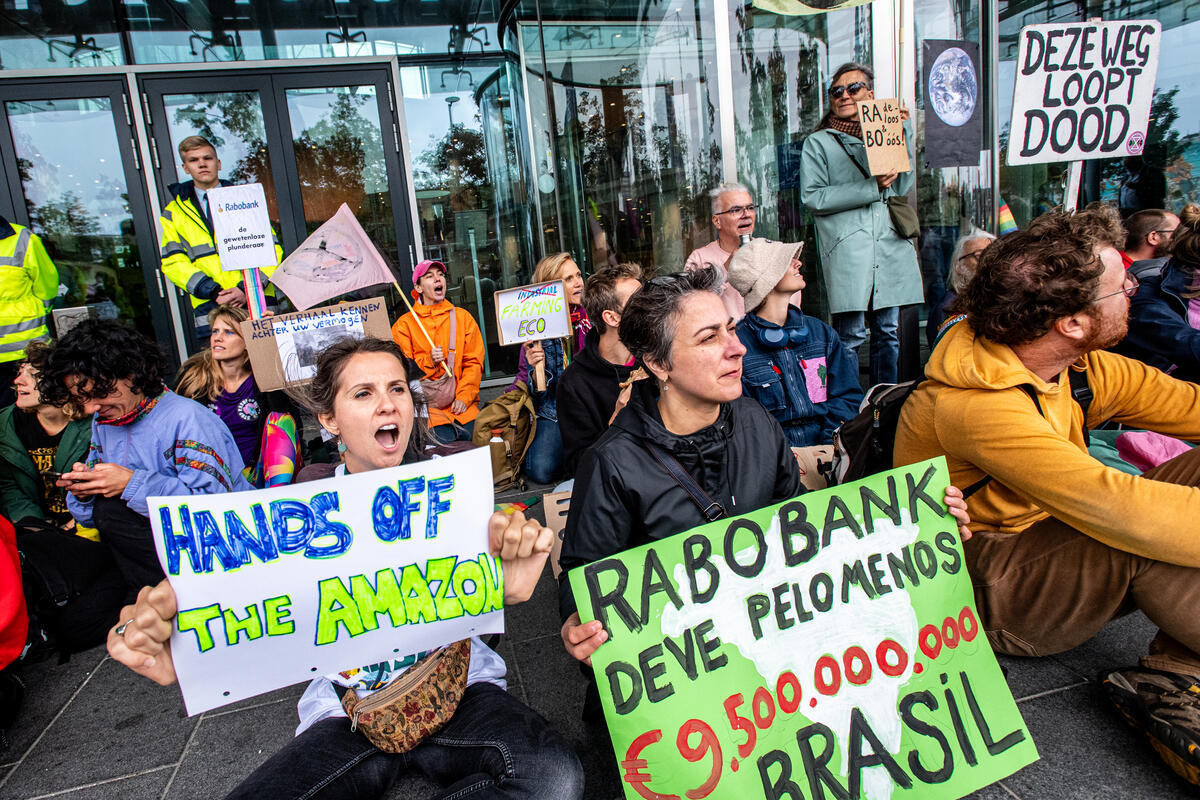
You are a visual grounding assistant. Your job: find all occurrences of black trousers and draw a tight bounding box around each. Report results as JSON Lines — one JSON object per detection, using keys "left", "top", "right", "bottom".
{"left": 92, "top": 496, "right": 165, "bottom": 601}
{"left": 17, "top": 524, "right": 125, "bottom": 652}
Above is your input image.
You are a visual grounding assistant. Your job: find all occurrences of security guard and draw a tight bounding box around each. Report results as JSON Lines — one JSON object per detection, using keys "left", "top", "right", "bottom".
{"left": 158, "top": 135, "right": 281, "bottom": 340}
{"left": 0, "top": 216, "right": 58, "bottom": 400}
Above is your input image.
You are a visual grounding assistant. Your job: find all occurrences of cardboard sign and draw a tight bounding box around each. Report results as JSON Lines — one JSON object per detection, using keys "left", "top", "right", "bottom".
{"left": 857, "top": 99, "right": 911, "bottom": 175}
{"left": 208, "top": 183, "right": 277, "bottom": 271}
{"left": 569, "top": 458, "right": 1038, "bottom": 800}
{"left": 494, "top": 280, "right": 572, "bottom": 346}
{"left": 240, "top": 297, "right": 392, "bottom": 391}
{"left": 1007, "top": 20, "right": 1160, "bottom": 166}
{"left": 150, "top": 448, "right": 504, "bottom": 715}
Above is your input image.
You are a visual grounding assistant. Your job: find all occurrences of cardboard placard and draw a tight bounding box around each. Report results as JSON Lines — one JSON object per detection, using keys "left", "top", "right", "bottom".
{"left": 208, "top": 183, "right": 277, "bottom": 271}
{"left": 857, "top": 99, "right": 911, "bottom": 175}
{"left": 151, "top": 448, "right": 504, "bottom": 715}
{"left": 568, "top": 458, "right": 1038, "bottom": 800}
{"left": 1007, "top": 20, "right": 1160, "bottom": 166}
{"left": 240, "top": 297, "right": 392, "bottom": 391}
{"left": 494, "top": 280, "right": 572, "bottom": 346}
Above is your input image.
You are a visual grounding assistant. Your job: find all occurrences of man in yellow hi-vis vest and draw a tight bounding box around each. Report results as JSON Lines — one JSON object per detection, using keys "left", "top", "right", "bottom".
{"left": 158, "top": 135, "right": 281, "bottom": 340}
{"left": 0, "top": 216, "right": 58, "bottom": 402}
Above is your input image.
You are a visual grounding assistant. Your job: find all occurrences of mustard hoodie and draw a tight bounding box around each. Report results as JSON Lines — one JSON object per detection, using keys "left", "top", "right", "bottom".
{"left": 895, "top": 320, "right": 1200, "bottom": 566}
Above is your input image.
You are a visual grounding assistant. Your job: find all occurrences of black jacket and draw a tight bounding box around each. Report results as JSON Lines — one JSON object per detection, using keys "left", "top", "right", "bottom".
{"left": 1114, "top": 258, "right": 1200, "bottom": 384}
{"left": 558, "top": 380, "right": 805, "bottom": 619}
{"left": 556, "top": 327, "right": 635, "bottom": 476}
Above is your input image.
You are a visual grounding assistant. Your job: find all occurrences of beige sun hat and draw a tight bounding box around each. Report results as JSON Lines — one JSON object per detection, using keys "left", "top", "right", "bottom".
{"left": 726, "top": 238, "right": 804, "bottom": 313}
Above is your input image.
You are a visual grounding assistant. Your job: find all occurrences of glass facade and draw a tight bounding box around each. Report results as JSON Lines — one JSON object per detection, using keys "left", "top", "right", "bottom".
{"left": 0, "top": 0, "right": 1193, "bottom": 370}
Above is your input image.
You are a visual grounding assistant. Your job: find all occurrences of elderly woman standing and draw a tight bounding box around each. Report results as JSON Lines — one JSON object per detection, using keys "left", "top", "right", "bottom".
{"left": 800, "top": 62, "right": 923, "bottom": 387}
{"left": 38, "top": 319, "right": 252, "bottom": 597}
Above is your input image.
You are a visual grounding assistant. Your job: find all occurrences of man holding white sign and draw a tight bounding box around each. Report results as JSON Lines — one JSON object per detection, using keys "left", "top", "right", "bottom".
{"left": 800, "top": 63, "right": 923, "bottom": 387}
{"left": 158, "top": 136, "right": 283, "bottom": 340}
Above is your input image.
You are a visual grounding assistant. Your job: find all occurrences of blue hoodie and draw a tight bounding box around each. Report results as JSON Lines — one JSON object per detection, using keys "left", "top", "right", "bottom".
{"left": 68, "top": 390, "right": 252, "bottom": 525}
{"left": 737, "top": 306, "right": 863, "bottom": 447}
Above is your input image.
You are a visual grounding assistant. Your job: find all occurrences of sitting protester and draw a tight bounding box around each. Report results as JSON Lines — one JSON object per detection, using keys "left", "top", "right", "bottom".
{"left": 37, "top": 320, "right": 252, "bottom": 598}
{"left": 391, "top": 260, "right": 485, "bottom": 445}
{"left": 2, "top": 349, "right": 124, "bottom": 653}
{"left": 0, "top": 514, "right": 25, "bottom": 752}
{"left": 108, "top": 337, "right": 583, "bottom": 800}
{"left": 559, "top": 266, "right": 971, "bottom": 666}
{"left": 175, "top": 304, "right": 302, "bottom": 481}
{"left": 1115, "top": 204, "right": 1200, "bottom": 384}
{"left": 1, "top": 346, "right": 92, "bottom": 532}
{"left": 511, "top": 253, "right": 590, "bottom": 485}
{"left": 928, "top": 229, "right": 995, "bottom": 340}
{"left": 728, "top": 239, "right": 862, "bottom": 448}
{"left": 556, "top": 262, "right": 645, "bottom": 476}
{"left": 894, "top": 206, "right": 1200, "bottom": 786}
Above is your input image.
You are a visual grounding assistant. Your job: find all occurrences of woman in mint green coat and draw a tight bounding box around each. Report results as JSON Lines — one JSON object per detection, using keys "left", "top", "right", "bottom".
{"left": 800, "top": 62, "right": 923, "bottom": 387}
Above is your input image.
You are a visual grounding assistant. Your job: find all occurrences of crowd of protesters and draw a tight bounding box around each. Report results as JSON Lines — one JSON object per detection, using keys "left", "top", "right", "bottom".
{"left": 1, "top": 60, "right": 1199, "bottom": 798}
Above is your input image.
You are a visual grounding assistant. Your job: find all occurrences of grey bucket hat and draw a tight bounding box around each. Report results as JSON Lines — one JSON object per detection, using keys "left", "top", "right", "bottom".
{"left": 726, "top": 238, "right": 804, "bottom": 313}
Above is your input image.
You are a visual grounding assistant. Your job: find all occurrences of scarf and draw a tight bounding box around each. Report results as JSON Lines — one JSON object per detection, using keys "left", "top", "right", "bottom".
{"left": 96, "top": 389, "right": 166, "bottom": 427}
{"left": 819, "top": 114, "right": 864, "bottom": 140}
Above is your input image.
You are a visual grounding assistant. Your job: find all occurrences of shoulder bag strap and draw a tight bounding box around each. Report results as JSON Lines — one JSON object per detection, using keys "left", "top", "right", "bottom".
{"left": 644, "top": 440, "right": 726, "bottom": 522}
{"left": 446, "top": 308, "right": 457, "bottom": 374}
{"left": 961, "top": 380, "right": 1089, "bottom": 498}
{"left": 831, "top": 132, "right": 872, "bottom": 181}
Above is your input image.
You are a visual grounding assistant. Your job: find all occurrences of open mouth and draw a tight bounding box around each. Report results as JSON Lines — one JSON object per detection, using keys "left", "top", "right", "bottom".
{"left": 375, "top": 423, "right": 400, "bottom": 449}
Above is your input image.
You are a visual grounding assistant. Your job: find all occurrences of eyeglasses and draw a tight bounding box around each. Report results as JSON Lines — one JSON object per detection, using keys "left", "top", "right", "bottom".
{"left": 714, "top": 204, "right": 756, "bottom": 217}
{"left": 1153, "top": 228, "right": 1178, "bottom": 237}
{"left": 1092, "top": 272, "right": 1139, "bottom": 303}
{"left": 829, "top": 81, "right": 869, "bottom": 99}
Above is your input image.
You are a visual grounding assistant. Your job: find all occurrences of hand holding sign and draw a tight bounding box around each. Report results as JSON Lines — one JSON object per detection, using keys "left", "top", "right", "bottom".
{"left": 495, "top": 280, "right": 571, "bottom": 391}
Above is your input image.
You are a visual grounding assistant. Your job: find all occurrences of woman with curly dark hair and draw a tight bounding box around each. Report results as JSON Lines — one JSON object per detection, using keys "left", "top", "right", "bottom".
{"left": 38, "top": 319, "right": 252, "bottom": 596}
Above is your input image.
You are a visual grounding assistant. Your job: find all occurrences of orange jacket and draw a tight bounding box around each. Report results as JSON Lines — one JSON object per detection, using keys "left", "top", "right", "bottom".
{"left": 391, "top": 300, "right": 484, "bottom": 428}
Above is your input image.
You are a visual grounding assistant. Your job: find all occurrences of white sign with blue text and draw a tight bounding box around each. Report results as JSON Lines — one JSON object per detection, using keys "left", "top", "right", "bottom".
{"left": 209, "top": 182, "right": 276, "bottom": 271}
{"left": 149, "top": 447, "right": 503, "bottom": 715}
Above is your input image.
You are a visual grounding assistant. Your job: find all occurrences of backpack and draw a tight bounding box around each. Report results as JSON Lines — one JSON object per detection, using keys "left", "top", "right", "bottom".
{"left": 471, "top": 381, "right": 537, "bottom": 490}
{"left": 830, "top": 370, "right": 1093, "bottom": 492}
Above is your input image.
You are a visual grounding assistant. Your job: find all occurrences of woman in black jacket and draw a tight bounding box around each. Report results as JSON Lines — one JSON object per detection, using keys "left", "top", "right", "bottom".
{"left": 558, "top": 266, "right": 971, "bottom": 662}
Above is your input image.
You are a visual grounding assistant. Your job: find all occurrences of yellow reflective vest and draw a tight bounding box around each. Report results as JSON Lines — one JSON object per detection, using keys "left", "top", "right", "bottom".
{"left": 0, "top": 220, "right": 58, "bottom": 364}
{"left": 158, "top": 181, "right": 281, "bottom": 309}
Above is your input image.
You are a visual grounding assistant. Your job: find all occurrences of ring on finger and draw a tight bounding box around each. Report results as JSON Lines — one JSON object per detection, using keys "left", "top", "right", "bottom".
{"left": 115, "top": 620, "right": 132, "bottom": 636}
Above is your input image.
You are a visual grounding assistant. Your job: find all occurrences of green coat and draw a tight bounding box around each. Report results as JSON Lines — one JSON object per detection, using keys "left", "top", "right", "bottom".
{"left": 0, "top": 405, "right": 92, "bottom": 523}
{"left": 799, "top": 120, "right": 923, "bottom": 315}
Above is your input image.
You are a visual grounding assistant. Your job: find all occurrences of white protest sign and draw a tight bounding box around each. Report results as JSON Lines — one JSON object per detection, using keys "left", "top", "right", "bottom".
{"left": 208, "top": 183, "right": 277, "bottom": 271}
{"left": 150, "top": 447, "right": 504, "bottom": 715}
{"left": 494, "top": 280, "right": 571, "bottom": 346}
{"left": 1008, "top": 20, "right": 1160, "bottom": 166}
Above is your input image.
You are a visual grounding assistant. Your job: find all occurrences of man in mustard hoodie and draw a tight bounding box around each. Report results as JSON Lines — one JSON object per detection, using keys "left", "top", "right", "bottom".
{"left": 895, "top": 206, "right": 1200, "bottom": 785}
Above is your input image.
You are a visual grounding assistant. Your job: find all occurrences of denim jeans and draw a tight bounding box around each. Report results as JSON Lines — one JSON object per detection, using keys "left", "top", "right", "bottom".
{"left": 432, "top": 420, "right": 475, "bottom": 445}
{"left": 832, "top": 306, "right": 900, "bottom": 387}
{"left": 227, "top": 683, "right": 583, "bottom": 800}
{"left": 524, "top": 417, "right": 562, "bottom": 485}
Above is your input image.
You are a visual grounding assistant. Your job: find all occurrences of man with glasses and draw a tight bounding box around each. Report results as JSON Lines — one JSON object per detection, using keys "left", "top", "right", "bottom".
{"left": 1122, "top": 208, "right": 1179, "bottom": 280}
{"left": 685, "top": 182, "right": 758, "bottom": 320}
{"left": 895, "top": 206, "right": 1200, "bottom": 787}
{"left": 800, "top": 62, "right": 923, "bottom": 387}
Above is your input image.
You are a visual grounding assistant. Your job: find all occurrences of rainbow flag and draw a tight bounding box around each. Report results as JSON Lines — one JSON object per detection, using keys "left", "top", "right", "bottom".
{"left": 997, "top": 200, "right": 1018, "bottom": 236}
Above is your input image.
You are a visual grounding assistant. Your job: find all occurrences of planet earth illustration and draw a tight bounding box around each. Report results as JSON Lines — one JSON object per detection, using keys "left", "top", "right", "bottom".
{"left": 928, "top": 47, "right": 977, "bottom": 127}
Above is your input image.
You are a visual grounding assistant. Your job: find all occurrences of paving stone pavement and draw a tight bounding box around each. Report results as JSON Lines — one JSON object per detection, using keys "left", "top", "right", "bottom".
{"left": 2, "top": 503, "right": 1196, "bottom": 799}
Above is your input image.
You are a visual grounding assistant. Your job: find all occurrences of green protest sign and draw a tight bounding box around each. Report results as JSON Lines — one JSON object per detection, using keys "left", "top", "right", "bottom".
{"left": 569, "top": 457, "right": 1038, "bottom": 800}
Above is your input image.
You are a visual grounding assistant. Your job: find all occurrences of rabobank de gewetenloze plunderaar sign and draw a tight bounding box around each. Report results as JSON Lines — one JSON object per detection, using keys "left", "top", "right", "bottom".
{"left": 1007, "top": 20, "right": 1160, "bottom": 166}
{"left": 209, "top": 182, "right": 276, "bottom": 271}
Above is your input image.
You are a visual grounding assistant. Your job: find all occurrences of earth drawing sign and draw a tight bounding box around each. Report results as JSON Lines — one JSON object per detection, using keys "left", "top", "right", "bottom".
{"left": 923, "top": 40, "right": 983, "bottom": 168}
{"left": 1007, "top": 20, "right": 1160, "bottom": 165}
{"left": 569, "top": 458, "right": 1038, "bottom": 800}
